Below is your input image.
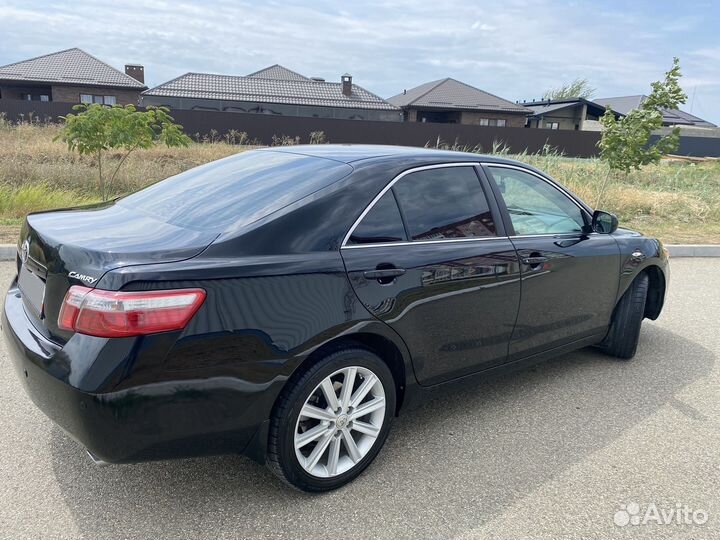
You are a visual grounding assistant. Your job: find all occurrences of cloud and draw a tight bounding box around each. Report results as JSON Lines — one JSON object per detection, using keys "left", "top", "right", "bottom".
{"left": 471, "top": 21, "right": 496, "bottom": 31}
{"left": 0, "top": 0, "right": 718, "bottom": 124}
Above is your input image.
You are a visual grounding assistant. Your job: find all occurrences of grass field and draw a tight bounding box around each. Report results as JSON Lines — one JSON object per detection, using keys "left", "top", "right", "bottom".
{"left": 1, "top": 122, "right": 719, "bottom": 244}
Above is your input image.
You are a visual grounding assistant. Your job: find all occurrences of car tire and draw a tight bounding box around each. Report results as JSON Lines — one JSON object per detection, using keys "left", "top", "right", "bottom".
{"left": 266, "top": 347, "right": 396, "bottom": 492}
{"left": 600, "top": 272, "right": 649, "bottom": 360}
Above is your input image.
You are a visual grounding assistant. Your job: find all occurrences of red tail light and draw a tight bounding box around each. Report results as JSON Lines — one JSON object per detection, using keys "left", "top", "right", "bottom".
{"left": 58, "top": 286, "right": 206, "bottom": 338}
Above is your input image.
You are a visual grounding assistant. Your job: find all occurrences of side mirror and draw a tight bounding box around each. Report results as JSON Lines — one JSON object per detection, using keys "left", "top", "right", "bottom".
{"left": 592, "top": 210, "right": 618, "bottom": 234}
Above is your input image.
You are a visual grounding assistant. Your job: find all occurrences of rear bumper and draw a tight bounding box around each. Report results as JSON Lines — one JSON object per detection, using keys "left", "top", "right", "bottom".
{"left": 2, "top": 280, "right": 274, "bottom": 463}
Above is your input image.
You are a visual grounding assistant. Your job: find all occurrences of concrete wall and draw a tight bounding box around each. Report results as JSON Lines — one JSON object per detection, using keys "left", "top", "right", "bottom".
{"left": 526, "top": 104, "right": 606, "bottom": 131}
{"left": 529, "top": 106, "right": 582, "bottom": 130}
{"left": 51, "top": 85, "right": 140, "bottom": 105}
{"left": 460, "top": 111, "right": 527, "bottom": 128}
{"left": 404, "top": 108, "right": 526, "bottom": 128}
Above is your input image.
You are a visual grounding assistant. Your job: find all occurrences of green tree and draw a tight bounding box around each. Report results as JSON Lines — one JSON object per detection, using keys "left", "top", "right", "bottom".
{"left": 58, "top": 104, "right": 191, "bottom": 200}
{"left": 542, "top": 78, "right": 595, "bottom": 100}
{"left": 599, "top": 58, "right": 687, "bottom": 173}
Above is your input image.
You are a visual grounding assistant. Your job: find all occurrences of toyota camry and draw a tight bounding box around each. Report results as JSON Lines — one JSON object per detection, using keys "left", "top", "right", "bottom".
{"left": 2, "top": 145, "right": 669, "bottom": 491}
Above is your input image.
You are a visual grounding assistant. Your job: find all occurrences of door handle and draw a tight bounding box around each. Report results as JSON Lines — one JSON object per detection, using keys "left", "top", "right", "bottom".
{"left": 363, "top": 268, "right": 406, "bottom": 280}
{"left": 521, "top": 256, "right": 548, "bottom": 265}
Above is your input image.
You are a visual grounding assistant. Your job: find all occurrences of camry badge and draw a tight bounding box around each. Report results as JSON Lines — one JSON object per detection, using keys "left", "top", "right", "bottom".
{"left": 20, "top": 240, "right": 30, "bottom": 264}
{"left": 69, "top": 271, "right": 98, "bottom": 284}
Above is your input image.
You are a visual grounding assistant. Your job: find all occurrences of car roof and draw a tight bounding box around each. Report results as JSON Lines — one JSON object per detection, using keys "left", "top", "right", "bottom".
{"left": 257, "top": 144, "right": 517, "bottom": 165}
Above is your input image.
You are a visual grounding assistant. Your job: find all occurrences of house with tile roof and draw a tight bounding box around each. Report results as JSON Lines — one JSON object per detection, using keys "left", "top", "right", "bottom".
{"left": 142, "top": 66, "right": 401, "bottom": 122}
{"left": 0, "top": 48, "right": 146, "bottom": 106}
{"left": 387, "top": 78, "right": 531, "bottom": 127}
{"left": 595, "top": 95, "right": 716, "bottom": 128}
{"left": 521, "top": 98, "right": 620, "bottom": 131}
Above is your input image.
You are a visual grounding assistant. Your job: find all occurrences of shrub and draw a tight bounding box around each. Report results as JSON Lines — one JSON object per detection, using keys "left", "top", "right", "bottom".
{"left": 57, "top": 104, "right": 191, "bottom": 200}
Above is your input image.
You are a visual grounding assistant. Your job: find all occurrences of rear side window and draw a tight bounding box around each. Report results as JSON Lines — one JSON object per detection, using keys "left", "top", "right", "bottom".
{"left": 348, "top": 191, "right": 406, "bottom": 245}
{"left": 119, "top": 150, "right": 352, "bottom": 232}
{"left": 392, "top": 167, "right": 496, "bottom": 241}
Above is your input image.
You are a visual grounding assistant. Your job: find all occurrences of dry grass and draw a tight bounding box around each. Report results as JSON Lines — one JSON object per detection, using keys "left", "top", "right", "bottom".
{"left": 0, "top": 122, "right": 719, "bottom": 244}
{"left": 516, "top": 152, "right": 720, "bottom": 243}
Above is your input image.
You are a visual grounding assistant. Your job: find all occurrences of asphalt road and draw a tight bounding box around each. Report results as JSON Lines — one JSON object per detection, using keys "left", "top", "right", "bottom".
{"left": 1, "top": 259, "right": 718, "bottom": 540}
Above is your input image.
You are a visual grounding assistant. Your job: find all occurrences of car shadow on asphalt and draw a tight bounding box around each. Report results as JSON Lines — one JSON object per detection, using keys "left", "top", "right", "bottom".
{"left": 49, "top": 323, "right": 714, "bottom": 539}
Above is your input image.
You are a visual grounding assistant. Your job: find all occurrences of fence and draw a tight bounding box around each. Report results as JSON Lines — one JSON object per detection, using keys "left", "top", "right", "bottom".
{"left": 0, "top": 99, "right": 600, "bottom": 157}
{"left": 2, "top": 99, "right": 718, "bottom": 157}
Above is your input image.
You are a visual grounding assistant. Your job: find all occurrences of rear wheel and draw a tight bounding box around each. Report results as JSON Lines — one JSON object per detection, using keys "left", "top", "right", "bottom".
{"left": 600, "top": 273, "right": 649, "bottom": 360}
{"left": 267, "top": 348, "right": 396, "bottom": 492}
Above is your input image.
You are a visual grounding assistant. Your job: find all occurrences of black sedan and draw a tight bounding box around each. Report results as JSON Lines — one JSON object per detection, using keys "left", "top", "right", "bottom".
{"left": 2, "top": 145, "right": 669, "bottom": 491}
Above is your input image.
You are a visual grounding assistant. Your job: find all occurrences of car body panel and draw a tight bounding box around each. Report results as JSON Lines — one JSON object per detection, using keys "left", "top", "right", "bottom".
{"left": 1, "top": 145, "right": 669, "bottom": 465}
{"left": 507, "top": 233, "right": 621, "bottom": 359}
{"left": 342, "top": 239, "right": 521, "bottom": 385}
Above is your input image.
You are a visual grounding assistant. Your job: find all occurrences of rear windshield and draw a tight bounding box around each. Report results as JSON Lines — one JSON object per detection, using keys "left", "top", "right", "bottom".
{"left": 119, "top": 150, "right": 352, "bottom": 232}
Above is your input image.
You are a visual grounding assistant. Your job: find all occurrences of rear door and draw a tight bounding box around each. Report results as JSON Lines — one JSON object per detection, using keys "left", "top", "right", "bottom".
{"left": 483, "top": 164, "right": 620, "bottom": 360}
{"left": 341, "top": 163, "right": 521, "bottom": 386}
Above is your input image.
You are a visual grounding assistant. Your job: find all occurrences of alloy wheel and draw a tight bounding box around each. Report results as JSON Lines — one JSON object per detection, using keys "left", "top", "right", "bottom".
{"left": 294, "top": 366, "right": 386, "bottom": 478}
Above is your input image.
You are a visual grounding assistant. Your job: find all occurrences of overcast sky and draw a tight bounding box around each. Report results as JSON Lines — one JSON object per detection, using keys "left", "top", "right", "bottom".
{"left": 1, "top": 0, "right": 718, "bottom": 124}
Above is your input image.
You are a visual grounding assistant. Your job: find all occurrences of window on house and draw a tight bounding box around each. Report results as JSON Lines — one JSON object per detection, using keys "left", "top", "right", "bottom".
{"left": 21, "top": 93, "right": 32, "bottom": 101}
{"left": 480, "top": 119, "right": 506, "bottom": 127}
{"left": 40, "top": 95, "right": 50, "bottom": 102}
{"left": 546, "top": 122, "right": 560, "bottom": 130}
{"left": 80, "top": 94, "right": 117, "bottom": 105}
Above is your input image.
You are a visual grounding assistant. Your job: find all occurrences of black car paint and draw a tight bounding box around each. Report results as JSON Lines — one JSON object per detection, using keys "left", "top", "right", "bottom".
{"left": 1, "top": 145, "right": 669, "bottom": 464}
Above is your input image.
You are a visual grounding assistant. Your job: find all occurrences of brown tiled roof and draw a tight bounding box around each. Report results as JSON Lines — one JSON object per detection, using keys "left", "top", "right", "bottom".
{"left": 0, "top": 48, "right": 146, "bottom": 89}
{"left": 388, "top": 78, "right": 529, "bottom": 114}
{"left": 246, "top": 64, "right": 310, "bottom": 81}
{"left": 144, "top": 72, "right": 399, "bottom": 110}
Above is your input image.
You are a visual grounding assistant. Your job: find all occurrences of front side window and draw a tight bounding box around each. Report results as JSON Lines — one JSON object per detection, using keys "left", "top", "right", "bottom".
{"left": 487, "top": 167, "right": 586, "bottom": 235}
{"left": 348, "top": 191, "right": 406, "bottom": 245}
{"left": 80, "top": 94, "right": 93, "bottom": 104}
{"left": 392, "top": 167, "right": 496, "bottom": 241}
{"left": 103, "top": 95, "right": 116, "bottom": 105}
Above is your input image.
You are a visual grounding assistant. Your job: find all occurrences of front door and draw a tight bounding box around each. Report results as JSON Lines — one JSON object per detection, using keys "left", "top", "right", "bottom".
{"left": 484, "top": 164, "right": 621, "bottom": 360}
{"left": 341, "top": 164, "right": 521, "bottom": 386}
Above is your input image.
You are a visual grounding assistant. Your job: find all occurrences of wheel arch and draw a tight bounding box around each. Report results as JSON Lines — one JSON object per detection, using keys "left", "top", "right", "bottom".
{"left": 614, "top": 264, "right": 665, "bottom": 321}
{"left": 297, "top": 332, "right": 409, "bottom": 415}
{"left": 643, "top": 264, "right": 666, "bottom": 320}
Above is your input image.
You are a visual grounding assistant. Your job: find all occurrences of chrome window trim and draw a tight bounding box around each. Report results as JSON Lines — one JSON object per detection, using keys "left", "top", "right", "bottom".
{"left": 340, "top": 162, "right": 487, "bottom": 248}
{"left": 342, "top": 236, "right": 506, "bottom": 250}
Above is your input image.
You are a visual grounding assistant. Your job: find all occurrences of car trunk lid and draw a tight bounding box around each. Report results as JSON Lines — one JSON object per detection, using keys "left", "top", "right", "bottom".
{"left": 18, "top": 202, "right": 217, "bottom": 343}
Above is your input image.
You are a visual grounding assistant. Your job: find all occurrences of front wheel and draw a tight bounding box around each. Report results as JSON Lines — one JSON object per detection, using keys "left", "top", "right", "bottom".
{"left": 266, "top": 348, "right": 396, "bottom": 491}
{"left": 600, "top": 273, "right": 649, "bottom": 360}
